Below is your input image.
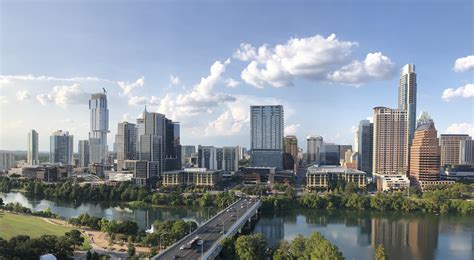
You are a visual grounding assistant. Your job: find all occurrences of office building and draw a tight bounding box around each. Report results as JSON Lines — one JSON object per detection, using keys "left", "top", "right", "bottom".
{"left": 399, "top": 64, "right": 417, "bottom": 146}
{"left": 50, "top": 130, "right": 73, "bottom": 165}
{"left": 409, "top": 112, "right": 441, "bottom": 185}
{"left": 89, "top": 92, "right": 109, "bottom": 165}
{"left": 164, "top": 119, "right": 181, "bottom": 171}
{"left": 339, "top": 145, "right": 352, "bottom": 162}
{"left": 375, "top": 174, "right": 410, "bottom": 191}
{"left": 115, "top": 122, "right": 137, "bottom": 170}
{"left": 372, "top": 107, "right": 408, "bottom": 175}
{"left": 441, "top": 165, "right": 474, "bottom": 181}
{"left": 198, "top": 145, "right": 239, "bottom": 172}
{"left": 223, "top": 146, "right": 239, "bottom": 172}
{"left": 320, "top": 143, "right": 340, "bottom": 165}
{"left": 307, "top": 136, "right": 323, "bottom": 165}
{"left": 162, "top": 168, "right": 222, "bottom": 188}
{"left": 283, "top": 135, "right": 298, "bottom": 170}
{"left": 440, "top": 134, "right": 471, "bottom": 167}
{"left": 129, "top": 160, "right": 159, "bottom": 186}
{"left": 459, "top": 139, "right": 474, "bottom": 165}
{"left": 250, "top": 105, "right": 284, "bottom": 169}
{"left": 181, "top": 145, "right": 196, "bottom": 166}
{"left": 78, "top": 140, "right": 89, "bottom": 168}
{"left": 27, "top": 129, "right": 39, "bottom": 165}
{"left": 306, "top": 165, "right": 367, "bottom": 190}
{"left": 0, "top": 152, "right": 15, "bottom": 171}
{"left": 356, "top": 120, "right": 373, "bottom": 174}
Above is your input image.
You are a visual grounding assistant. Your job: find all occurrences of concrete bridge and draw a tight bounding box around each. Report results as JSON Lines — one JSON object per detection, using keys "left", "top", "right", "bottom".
{"left": 152, "top": 197, "right": 261, "bottom": 260}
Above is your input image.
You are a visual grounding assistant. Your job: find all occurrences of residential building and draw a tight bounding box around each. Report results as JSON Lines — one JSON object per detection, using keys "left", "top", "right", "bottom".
{"left": 250, "top": 105, "right": 284, "bottom": 169}
{"left": 440, "top": 134, "right": 471, "bottom": 167}
{"left": 459, "top": 139, "right": 474, "bottom": 165}
{"left": 306, "top": 136, "right": 323, "bottom": 165}
{"left": 89, "top": 92, "right": 109, "bottom": 165}
{"left": 0, "top": 152, "right": 15, "bottom": 171}
{"left": 306, "top": 165, "right": 367, "bottom": 190}
{"left": 283, "top": 135, "right": 298, "bottom": 170}
{"left": 409, "top": 112, "right": 442, "bottom": 187}
{"left": 78, "top": 140, "right": 90, "bottom": 168}
{"left": 372, "top": 107, "right": 408, "bottom": 176}
{"left": 162, "top": 168, "right": 222, "bottom": 187}
{"left": 356, "top": 120, "right": 373, "bottom": 174}
{"left": 181, "top": 145, "right": 196, "bottom": 166}
{"left": 223, "top": 146, "right": 239, "bottom": 172}
{"left": 27, "top": 129, "right": 39, "bottom": 165}
{"left": 50, "top": 130, "right": 73, "bottom": 165}
{"left": 399, "top": 64, "right": 417, "bottom": 146}
{"left": 198, "top": 145, "right": 239, "bottom": 172}
{"left": 115, "top": 122, "right": 137, "bottom": 170}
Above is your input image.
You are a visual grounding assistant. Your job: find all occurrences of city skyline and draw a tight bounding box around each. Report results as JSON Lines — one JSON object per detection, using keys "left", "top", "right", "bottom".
{"left": 1, "top": 1, "right": 473, "bottom": 152}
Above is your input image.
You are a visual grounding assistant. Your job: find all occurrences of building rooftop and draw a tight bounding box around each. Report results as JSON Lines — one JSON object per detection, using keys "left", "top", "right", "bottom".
{"left": 307, "top": 165, "right": 366, "bottom": 174}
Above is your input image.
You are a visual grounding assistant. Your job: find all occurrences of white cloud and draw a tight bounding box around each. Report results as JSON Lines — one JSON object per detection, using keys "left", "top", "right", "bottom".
{"left": 128, "top": 95, "right": 160, "bottom": 107}
{"left": 16, "top": 90, "right": 31, "bottom": 101}
{"left": 0, "top": 74, "right": 110, "bottom": 87}
{"left": 285, "top": 123, "right": 301, "bottom": 135}
{"left": 169, "top": 75, "right": 181, "bottom": 85}
{"left": 122, "top": 113, "right": 132, "bottom": 122}
{"left": 441, "top": 83, "right": 474, "bottom": 101}
{"left": 36, "top": 83, "right": 89, "bottom": 108}
{"left": 118, "top": 76, "right": 144, "bottom": 96}
{"left": 236, "top": 34, "right": 395, "bottom": 88}
{"left": 446, "top": 123, "right": 474, "bottom": 137}
{"left": 453, "top": 55, "right": 474, "bottom": 72}
{"left": 327, "top": 52, "right": 396, "bottom": 85}
{"left": 225, "top": 78, "right": 240, "bottom": 88}
{"left": 0, "top": 96, "right": 9, "bottom": 105}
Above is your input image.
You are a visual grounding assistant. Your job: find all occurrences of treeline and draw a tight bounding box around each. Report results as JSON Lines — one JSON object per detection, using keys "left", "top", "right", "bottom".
{"left": 1, "top": 202, "right": 59, "bottom": 218}
{"left": 69, "top": 213, "right": 139, "bottom": 236}
{"left": 0, "top": 230, "right": 83, "bottom": 259}
{"left": 262, "top": 183, "right": 473, "bottom": 214}
{"left": 220, "top": 231, "right": 344, "bottom": 260}
{"left": 141, "top": 219, "right": 198, "bottom": 248}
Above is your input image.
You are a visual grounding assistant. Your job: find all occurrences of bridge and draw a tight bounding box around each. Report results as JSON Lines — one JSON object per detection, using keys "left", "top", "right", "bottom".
{"left": 152, "top": 197, "right": 262, "bottom": 260}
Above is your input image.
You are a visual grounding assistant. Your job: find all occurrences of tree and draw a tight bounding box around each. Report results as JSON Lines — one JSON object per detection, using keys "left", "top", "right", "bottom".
{"left": 220, "top": 237, "right": 236, "bottom": 260}
{"left": 290, "top": 234, "right": 306, "bottom": 258}
{"left": 235, "top": 233, "right": 267, "bottom": 260}
{"left": 273, "top": 240, "right": 291, "bottom": 260}
{"left": 127, "top": 242, "right": 136, "bottom": 257}
{"left": 375, "top": 244, "right": 388, "bottom": 260}
{"left": 0, "top": 198, "right": 3, "bottom": 207}
{"left": 65, "top": 229, "right": 84, "bottom": 247}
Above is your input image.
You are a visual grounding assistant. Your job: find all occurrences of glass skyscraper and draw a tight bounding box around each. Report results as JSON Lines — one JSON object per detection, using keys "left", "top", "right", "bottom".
{"left": 27, "top": 129, "right": 39, "bottom": 165}
{"left": 398, "top": 64, "right": 417, "bottom": 146}
{"left": 89, "top": 92, "right": 109, "bottom": 165}
{"left": 50, "top": 130, "right": 73, "bottom": 165}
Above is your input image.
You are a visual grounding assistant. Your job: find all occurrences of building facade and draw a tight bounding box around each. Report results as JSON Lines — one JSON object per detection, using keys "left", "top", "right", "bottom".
{"left": 399, "top": 64, "right": 417, "bottom": 147}
{"left": 89, "top": 92, "right": 109, "bottom": 165}
{"left": 250, "top": 105, "right": 284, "bottom": 169}
{"left": 162, "top": 168, "right": 222, "bottom": 187}
{"left": 440, "top": 134, "right": 471, "bottom": 167}
{"left": 0, "top": 152, "right": 15, "bottom": 171}
{"left": 115, "top": 122, "right": 137, "bottom": 170}
{"left": 181, "top": 145, "right": 196, "bottom": 167}
{"left": 306, "top": 136, "right": 323, "bottom": 165}
{"left": 27, "top": 129, "right": 39, "bottom": 165}
{"left": 78, "top": 140, "right": 90, "bottom": 168}
{"left": 356, "top": 120, "right": 373, "bottom": 174}
{"left": 459, "top": 139, "right": 474, "bottom": 165}
{"left": 50, "top": 130, "right": 73, "bottom": 165}
{"left": 306, "top": 165, "right": 367, "bottom": 190}
{"left": 198, "top": 145, "right": 239, "bottom": 172}
{"left": 283, "top": 135, "right": 298, "bottom": 170}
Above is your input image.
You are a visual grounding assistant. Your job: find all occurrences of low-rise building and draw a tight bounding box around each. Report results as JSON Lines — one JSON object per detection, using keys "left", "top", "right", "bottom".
{"left": 373, "top": 173, "right": 410, "bottom": 191}
{"left": 162, "top": 168, "right": 221, "bottom": 187}
{"left": 240, "top": 167, "right": 276, "bottom": 184}
{"left": 441, "top": 165, "right": 474, "bottom": 181}
{"left": 306, "top": 165, "right": 367, "bottom": 190}
{"left": 17, "top": 164, "right": 72, "bottom": 182}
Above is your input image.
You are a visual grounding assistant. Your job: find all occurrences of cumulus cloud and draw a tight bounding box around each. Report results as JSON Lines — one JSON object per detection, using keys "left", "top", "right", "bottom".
{"left": 169, "top": 75, "right": 181, "bottom": 85}
{"left": 441, "top": 83, "right": 474, "bottom": 101}
{"left": 236, "top": 34, "right": 395, "bottom": 88}
{"left": 225, "top": 78, "right": 240, "bottom": 88}
{"left": 0, "top": 96, "right": 9, "bottom": 104}
{"left": 16, "top": 90, "right": 31, "bottom": 101}
{"left": 327, "top": 52, "right": 396, "bottom": 85}
{"left": 446, "top": 123, "right": 474, "bottom": 137}
{"left": 36, "top": 83, "right": 89, "bottom": 107}
{"left": 128, "top": 95, "right": 160, "bottom": 107}
{"left": 453, "top": 55, "right": 474, "bottom": 72}
{"left": 118, "top": 76, "right": 144, "bottom": 96}
{"left": 285, "top": 123, "right": 301, "bottom": 135}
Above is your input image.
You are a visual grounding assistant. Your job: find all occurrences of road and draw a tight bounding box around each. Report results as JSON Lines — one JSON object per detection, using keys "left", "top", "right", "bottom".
{"left": 155, "top": 198, "right": 259, "bottom": 260}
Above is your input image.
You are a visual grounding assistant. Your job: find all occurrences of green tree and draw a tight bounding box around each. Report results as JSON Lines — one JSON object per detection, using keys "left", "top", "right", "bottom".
{"left": 235, "top": 233, "right": 267, "bottom": 260}
{"left": 220, "top": 237, "right": 237, "bottom": 260}
{"left": 375, "top": 244, "right": 388, "bottom": 260}
{"left": 290, "top": 234, "right": 306, "bottom": 258}
{"left": 273, "top": 240, "right": 291, "bottom": 260}
{"left": 127, "top": 242, "right": 136, "bottom": 257}
{"left": 65, "top": 229, "right": 84, "bottom": 247}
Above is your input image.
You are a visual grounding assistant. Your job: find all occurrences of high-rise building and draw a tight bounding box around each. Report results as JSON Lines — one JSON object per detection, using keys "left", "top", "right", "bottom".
{"left": 0, "top": 152, "right": 15, "bottom": 171}
{"left": 440, "top": 134, "right": 471, "bottom": 167}
{"left": 372, "top": 107, "right": 408, "bottom": 175}
{"left": 409, "top": 112, "right": 440, "bottom": 183}
{"left": 78, "top": 140, "right": 90, "bottom": 168}
{"left": 283, "top": 135, "right": 298, "bottom": 170}
{"left": 320, "top": 143, "right": 340, "bottom": 165}
{"left": 223, "top": 146, "right": 239, "bottom": 172}
{"left": 198, "top": 146, "right": 218, "bottom": 170}
{"left": 198, "top": 145, "right": 239, "bottom": 172}
{"left": 307, "top": 136, "right": 323, "bottom": 165}
{"left": 250, "top": 105, "right": 284, "bottom": 168}
{"left": 356, "top": 120, "right": 373, "bottom": 174}
{"left": 89, "top": 92, "right": 109, "bottom": 165}
{"left": 459, "top": 139, "right": 474, "bottom": 165}
{"left": 181, "top": 145, "right": 196, "bottom": 166}
{"left": 165, "top": 119, "right": 181, "bottom": 171}
{"left": 115, "top": 122, "right": 137, "bottom": 170}
{"left": 50, "top": 130, "right": 73, "bottom": 165}
{"left": 27, "top": 129, "right": 39, "bottom": 165}
{"left": 339, "top": 145, "right": 352, "bottom": 161}
{"left": 399, "top": 64, "right": 417, "bottom": 146}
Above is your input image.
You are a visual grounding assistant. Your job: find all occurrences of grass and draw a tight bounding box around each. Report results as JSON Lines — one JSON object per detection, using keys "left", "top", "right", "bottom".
{"left": 0, "top": 212, "right": 73, "bottom": 240}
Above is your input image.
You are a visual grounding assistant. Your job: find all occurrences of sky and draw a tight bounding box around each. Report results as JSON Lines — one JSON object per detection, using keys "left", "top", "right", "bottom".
{"left": 0, "top": 0, "right": 473, "bottom": 152}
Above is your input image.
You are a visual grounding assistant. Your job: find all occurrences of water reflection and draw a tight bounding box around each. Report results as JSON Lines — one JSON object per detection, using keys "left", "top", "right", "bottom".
{"left": 253, "top": 209, "right": 473, "bottom": 260}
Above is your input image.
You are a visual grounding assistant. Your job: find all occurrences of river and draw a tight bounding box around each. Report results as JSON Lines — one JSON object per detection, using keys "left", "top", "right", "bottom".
{"left": 1, "top": 192, "right": 473, "bottom": 259}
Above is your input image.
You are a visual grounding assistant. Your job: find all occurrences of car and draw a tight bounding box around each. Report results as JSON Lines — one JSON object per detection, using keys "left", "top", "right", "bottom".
{"left": 173, "top": 255, "right": 180, "bottom": 259}
{"left": 179, "top": 245, "right": 186, "bottom": 250}
{"left": 198, "top": 239, "right": 204, "bottom": 246}
{"left": 220, "top": 230, "right": 224, "bottom": 234}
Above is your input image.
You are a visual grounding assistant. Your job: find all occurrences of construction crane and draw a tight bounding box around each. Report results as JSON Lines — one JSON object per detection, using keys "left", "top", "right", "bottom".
{"left": 102, "top": 88, "right": 107, "bottom": 94}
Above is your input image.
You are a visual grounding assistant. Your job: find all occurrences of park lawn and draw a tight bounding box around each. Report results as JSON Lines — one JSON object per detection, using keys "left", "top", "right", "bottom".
{"left": 0, "top": 212, "right": 73, "bottom": 240}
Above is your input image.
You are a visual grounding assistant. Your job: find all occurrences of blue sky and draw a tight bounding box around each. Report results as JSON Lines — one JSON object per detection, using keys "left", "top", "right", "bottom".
{"left": 1, "top": 0, "right": 473, "bottom": 151}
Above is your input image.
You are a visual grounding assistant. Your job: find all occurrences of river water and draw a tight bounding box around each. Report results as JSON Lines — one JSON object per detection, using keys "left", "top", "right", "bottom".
{"left": 2, "top": 192, "right": 473, "bottom": 259}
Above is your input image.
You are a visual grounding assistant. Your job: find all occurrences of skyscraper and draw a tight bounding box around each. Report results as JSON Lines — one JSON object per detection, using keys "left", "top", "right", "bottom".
{"left": 223, "top": 146, "right": 239, "bottom": 172}
{"left": 409, "top": 112, "right": 440, "bottom": 183}
{"left": 115, "top": 122, "right": 137, "bottom": 170}
{"left": 250, "top": 105, "right": 284, "bottom": 168}
{"left": 0, "top": 152, "right": 15, "bottom": 171}
{"left": 459, "top": 139, "right": 474, "bottom": 165}
{"left": 283, "top": 135, "right": 298, "bottom": 170}
{"left": 372, "top": 107, "right": 408, "bottom": 175}
{"left": 89, "top": 92, "right": 109, "bottom": 165}
{"left": 78, "top": 140, "right": 90, "bottom": 168}
{"left": 181, "top": 145, "right": 196, "bottom": 166}
{"left": 165, "top": 119, "right": 181, "bottom": 171}
{"left": 307, "top": 136, "right": 323, "bottom": 165}
{"left": 356, "top": 120, "right": 373, "bottom": 174}
{"left": 50, "top": 130, "right": 73, "bottom": 165}
{"left": 399, "top": 64, "right": 417, "bottom": 146}
{"left": 440, "top": 134, "right": 472, "bottom": 167}
{"left": 27, "top": 129, "right": 39, "bottom": 165}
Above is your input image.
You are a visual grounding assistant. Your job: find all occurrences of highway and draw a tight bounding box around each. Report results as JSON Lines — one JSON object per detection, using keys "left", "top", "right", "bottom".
{"left": 155, "top": 198, "right": 259, "bottom": 260}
